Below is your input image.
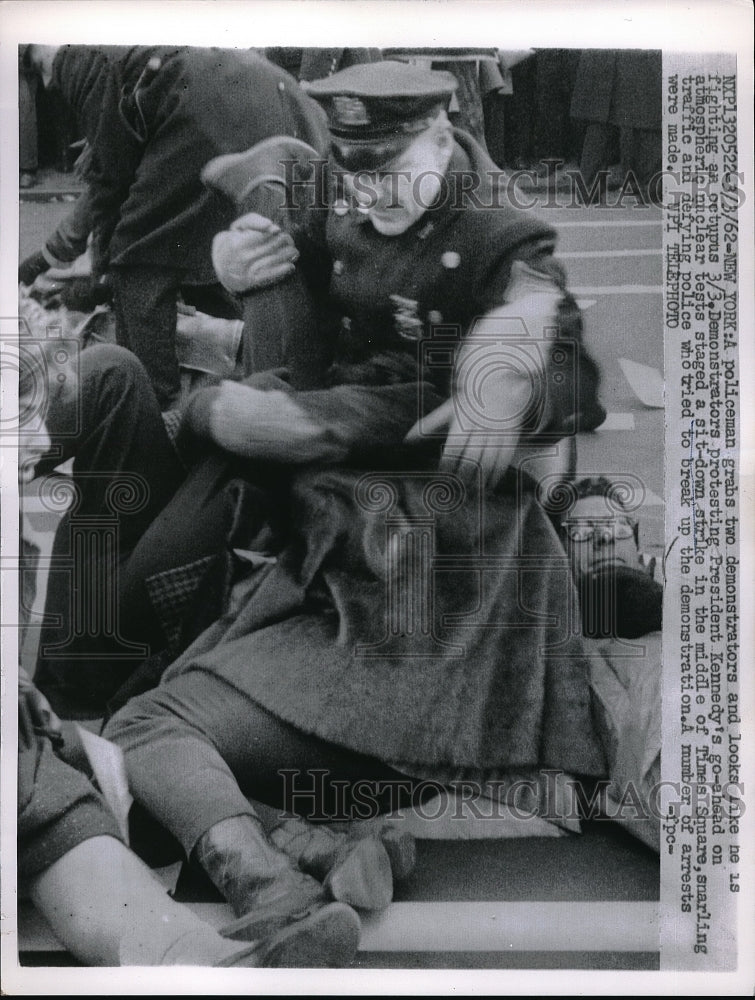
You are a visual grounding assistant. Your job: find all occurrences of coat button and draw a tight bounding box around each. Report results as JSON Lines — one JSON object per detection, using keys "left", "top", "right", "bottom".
{"left": 333, "top": 199, "right": 349, "bottom": 216}
{"left": 333, "top": 260, "right": 345, "bottom": 275}
{"left": 441, "top": 251, "right": 461, "bottom": 269}
{"left": 341, "top": 316, "right": 352, "bottom": 332}
{"left": 427, "top": 310, "right": 443, "bottom": 325}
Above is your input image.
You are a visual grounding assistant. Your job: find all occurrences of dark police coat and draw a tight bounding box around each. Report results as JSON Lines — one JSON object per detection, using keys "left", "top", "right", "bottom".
{"left": 51, "top": 45, "right": 329, "bottom": 281}
{"left": 286, "top": 130, "right": 604, "bottom": 444}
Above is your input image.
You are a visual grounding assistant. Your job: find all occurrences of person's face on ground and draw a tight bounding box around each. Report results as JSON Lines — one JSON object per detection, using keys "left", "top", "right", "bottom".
{"left": 18, "top": 406, "right": 50, "bottom": 485}
{"left": 341, "top": 124, "right": 453, "bottom": 236}
{"left": 563, "top": 495, "right": 642, "bottom": 580}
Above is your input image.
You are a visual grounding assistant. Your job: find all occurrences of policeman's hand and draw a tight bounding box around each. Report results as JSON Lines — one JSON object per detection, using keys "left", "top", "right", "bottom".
{"left": 439, "top": 363, "right": 532, "bottom": 491}
{"left": 439, "top": 261, "right": 566, "bottom": 491}
{"left": 211, "top": 213, "right": 299, "bottom": 294}
{"left": 19, "top": 250, "right": 51, "bottom": 287}
{"left": 403, "top": 349, "right": 532, "bottom": 491}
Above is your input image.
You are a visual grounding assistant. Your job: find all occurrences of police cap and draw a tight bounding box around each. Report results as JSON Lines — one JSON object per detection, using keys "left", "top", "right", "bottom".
{"left": 303, "top": 60, "right": 457, "bottom": 171}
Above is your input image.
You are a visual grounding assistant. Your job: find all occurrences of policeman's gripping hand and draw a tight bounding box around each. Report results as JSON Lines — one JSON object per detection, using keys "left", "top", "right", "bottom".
{"left": 403, "top": 388, "right": 523, "bottom": 491}
{"left": 211, "top": 213, "right": 299, "bottom": 294}
{"left": 438, "top": 370, "right": 530, "bottom": 491}
{"left": 432, "top": 261, "right": 567, "bottom": 491}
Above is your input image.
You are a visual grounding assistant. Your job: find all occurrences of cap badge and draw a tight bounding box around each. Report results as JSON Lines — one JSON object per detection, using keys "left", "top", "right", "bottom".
{"left": 333, "top": 95, "right": 371, "bottom": 126}
{"left": 390, "top": 294, "right": 424, "bottom": 341}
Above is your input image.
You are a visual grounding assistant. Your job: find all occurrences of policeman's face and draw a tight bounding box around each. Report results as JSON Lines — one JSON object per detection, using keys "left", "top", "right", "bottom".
{"left": 342, "top": 125, "right": 454, "bottom": 236}
{"left": 562, "top": 496, "right": 642, "bottom": 580}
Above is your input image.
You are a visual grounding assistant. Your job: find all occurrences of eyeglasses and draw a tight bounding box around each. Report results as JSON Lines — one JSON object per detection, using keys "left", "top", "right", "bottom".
{"left": 562, "top": 518, "right": 636, "bottom": 543}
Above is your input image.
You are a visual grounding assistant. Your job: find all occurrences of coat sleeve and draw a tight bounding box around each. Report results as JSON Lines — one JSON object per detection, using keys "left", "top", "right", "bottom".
{"left": 18, "top": 698, "right": 121, "bottom": 882}
{"left": 84, "top": 48, "right": 171, "bottom": 276}
{"left": 179, "top": 376, "right": 445, "bottom": 464}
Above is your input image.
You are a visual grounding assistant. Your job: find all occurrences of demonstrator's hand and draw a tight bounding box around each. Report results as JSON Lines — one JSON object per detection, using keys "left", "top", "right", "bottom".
{"left": 208, "top": 380, "right": 325, "bottom": 461}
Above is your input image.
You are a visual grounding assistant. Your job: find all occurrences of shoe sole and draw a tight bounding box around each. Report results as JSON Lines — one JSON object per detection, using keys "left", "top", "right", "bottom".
{"left": 330, "top": 821, "right": 417, "bottom": 883}
{"left": 219, "top": 893, "right": 323, "bottom": 943}
{"left": 323, "top": 837, "right": 393, "bottom": 911}
{"left": 218, "top": 902, "right": 361, "bottom": 968}
{"left": 376, "top": 826, "right": 417, "bottom": 882}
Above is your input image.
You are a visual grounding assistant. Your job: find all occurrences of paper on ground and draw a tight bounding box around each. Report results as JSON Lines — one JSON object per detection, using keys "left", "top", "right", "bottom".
{"left": 619, "top": 357, "right": 665, "bottom": 408}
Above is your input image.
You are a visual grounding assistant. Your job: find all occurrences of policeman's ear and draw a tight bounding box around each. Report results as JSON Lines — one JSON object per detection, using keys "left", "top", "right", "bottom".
{"left": 432, "top": 111, "right": 454, "bottom": 153}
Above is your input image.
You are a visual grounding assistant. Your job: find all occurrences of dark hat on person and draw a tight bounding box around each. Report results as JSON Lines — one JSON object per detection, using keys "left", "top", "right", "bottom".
{"left": 303, "top": 60, "right": 457, "bottom": 171}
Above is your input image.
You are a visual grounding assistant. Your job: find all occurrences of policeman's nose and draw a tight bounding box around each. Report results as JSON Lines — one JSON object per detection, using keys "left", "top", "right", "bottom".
{"left": 345, "top": 172, "right": 394, "bottom": 210}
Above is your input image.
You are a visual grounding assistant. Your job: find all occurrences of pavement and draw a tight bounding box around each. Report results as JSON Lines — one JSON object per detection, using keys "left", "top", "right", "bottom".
{"left": 16, "top": 183, "right": 663, "bottom": 971}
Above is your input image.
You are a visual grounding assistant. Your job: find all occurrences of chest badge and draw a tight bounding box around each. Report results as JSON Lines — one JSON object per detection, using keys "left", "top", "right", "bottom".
{"left": 390, "top": 294, "right": 424, "bottom": 341}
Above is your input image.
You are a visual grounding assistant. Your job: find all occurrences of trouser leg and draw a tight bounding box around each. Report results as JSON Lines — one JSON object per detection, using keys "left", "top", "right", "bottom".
{"left": 42, "top": 343, "right": 184, "bottom": 537}
{"left": 34, "top": 344, "right": 186, "bottom": 711}
{"left": 181, "top": 282, "right": 243, "bottom": 321}
{"left": 534, "top": 50, "right": 578, "bottom": 162}
{"left": 579, "top": 122, "right": 617, "bottom": 187}
{"left": 105, "top": 670, "right": 379, "bottom": 957}
{"left": 620, "top": 126, "right": 662, "bottom": 192}
{"left": 110, "top": 266, "right": 183, "bottom": 410}
{"left": 19, "top": 72, "right": 39, "bottom": 173}
{"left": 104, "top": 669, "right": 415, "bottom": 857}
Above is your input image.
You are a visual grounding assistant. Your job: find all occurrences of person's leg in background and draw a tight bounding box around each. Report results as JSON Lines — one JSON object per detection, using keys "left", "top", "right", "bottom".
{"left": 578, "top": 121, "right": 619, "bottom": 189}
{"left": 19, "top": 63, "right": 39, "bottom": 188}
{"left": 110, "top": 266, "right": 184, "bottom": 411}
{"left": 533, "top": 49, "right": 581, "bottom": 167}
{"left": 619, "top": 126, "right": 663, "bottom": 201}
{"left": 501, "top": 54, "right": 537, "bottom": 169}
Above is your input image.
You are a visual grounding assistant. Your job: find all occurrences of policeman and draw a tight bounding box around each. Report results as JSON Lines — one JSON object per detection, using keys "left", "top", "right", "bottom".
{"left": 209, "top": 59, "right": 604, "bottom": 484}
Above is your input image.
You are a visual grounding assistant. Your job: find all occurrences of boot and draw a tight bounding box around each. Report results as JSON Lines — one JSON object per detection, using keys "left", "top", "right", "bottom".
{"left": 269, "top": 816, "right": 416, "bottom": 910}
{"left": 216, "top": 904, "right": 361, "bottom": 968}
{"left": 335, "top": 818, "right": 417, "bottom": 882}
{"left": 193, "top": 813, "right": 360, "bottom": 962}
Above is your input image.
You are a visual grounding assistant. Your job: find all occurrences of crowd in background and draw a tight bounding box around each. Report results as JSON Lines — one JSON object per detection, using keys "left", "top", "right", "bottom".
{"left": 20, "top": 46, "right": 662, "bottom": 196}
